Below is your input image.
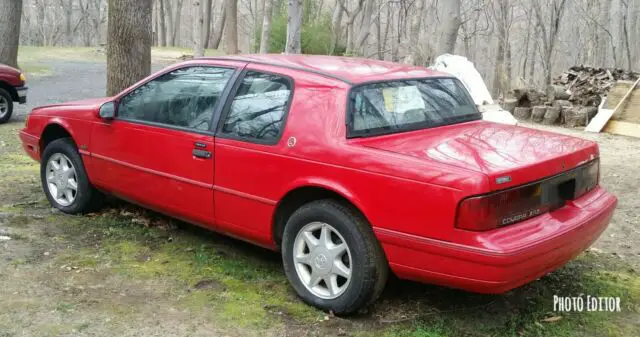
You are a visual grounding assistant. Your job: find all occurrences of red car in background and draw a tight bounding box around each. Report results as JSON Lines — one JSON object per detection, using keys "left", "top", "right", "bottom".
{"left": 19, "top": 55, "right": 617, "bottom": 314}
{"left": 0, "top": 63, "right": 28, "bottom": 124}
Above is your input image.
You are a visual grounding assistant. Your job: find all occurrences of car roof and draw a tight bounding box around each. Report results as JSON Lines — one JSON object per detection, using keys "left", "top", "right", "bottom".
{"left": 200, "top": 54, "right": 451, "bottom": 85}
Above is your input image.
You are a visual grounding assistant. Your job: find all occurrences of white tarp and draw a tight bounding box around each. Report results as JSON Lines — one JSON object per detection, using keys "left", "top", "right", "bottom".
{"left": 432, "top": 54, "right": 518, "bottom": 125}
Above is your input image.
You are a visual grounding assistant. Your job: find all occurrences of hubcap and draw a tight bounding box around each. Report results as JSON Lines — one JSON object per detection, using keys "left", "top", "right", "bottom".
{"left": 45, "top": 153, "right": 78, "bottom": 206}
{"left": 293, "top": 222, "right": 352, "bottom": 299}
{"left": 0, "top": 96, "right": 8, "bottom": 118}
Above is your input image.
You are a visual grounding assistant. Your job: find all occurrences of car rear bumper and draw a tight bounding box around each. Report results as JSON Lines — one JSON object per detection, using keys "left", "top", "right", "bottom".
{"left": 16, "top": 86, "right": 27, "bottom": 104}
{"left": 375, "top": 186, "right": 617, "bottom": 293}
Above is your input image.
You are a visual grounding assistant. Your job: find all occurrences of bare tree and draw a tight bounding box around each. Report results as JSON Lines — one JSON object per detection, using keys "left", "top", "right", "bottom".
{"left": 202, "top": 0, "right": 213, "bottom": 48}
{"left": 620, "top": 0, "right": 632, "bottom": 71}
{"left": 210, "top": 7, "right": 226, "bottom": 49}
{"left": 489, "top": 0, "right": 514, "bottom": 96}
{"left": 330, "top": 3, "right": 344, "bottom": 54}
{"left": 225, "top": 0, "right": 239, "bottom": 53}
{"left": 353, "top": 0, "right": 375, "bottom": 54}
{"left": 532, "top": 0, "right": 568, "bottom": 99}
{"left": 0, "top": 0, "right": 22, "bottom": 68}
{"left": 165, "top": 0, "right": 183, "bottom": 46}
{"left": 158, "top": 0, "right": 167, "bottom": 46}
{"left": 285, "top": 0, "right": 302, "bottom": 53}
{"left": 193, "top": 0, "right": 206, "bottom": 57}
{"left": 107, "top": 0, "right": 152, "bottom": 96}
{"left": 259, "top": 0, "right": 273, "bottom": 53}
{"left": 435, "top": 0, "right": 462, "bottom": 55}
{"left": 336, "top": 0, "right": 365, "bottom": 54}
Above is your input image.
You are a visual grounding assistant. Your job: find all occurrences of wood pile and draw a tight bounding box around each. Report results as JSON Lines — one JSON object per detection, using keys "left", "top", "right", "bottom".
{"left": 553, "top": 66, "right": 640, "bottom": 107}
{"left": 503, "top": 66, "right": 639, "bottom": 128}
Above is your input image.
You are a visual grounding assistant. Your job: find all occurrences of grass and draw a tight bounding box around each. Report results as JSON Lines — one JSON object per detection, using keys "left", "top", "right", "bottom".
{"left": 1, "top": 118, "right": 639, "bottom": 336}
{"left": 52, "top": 208, "right": 322, "bottom": 329}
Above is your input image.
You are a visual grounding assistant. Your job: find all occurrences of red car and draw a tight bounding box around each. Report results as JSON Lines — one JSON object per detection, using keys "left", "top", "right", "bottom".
{"left": 0, "top": 63, "right": 28, "bottom": 124}
{"left": 20, "top": 55, "right": 617, "bottom": 314}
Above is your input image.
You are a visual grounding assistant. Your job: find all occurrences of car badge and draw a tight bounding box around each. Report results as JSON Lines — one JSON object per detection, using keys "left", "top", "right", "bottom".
{"left": 496, "top": 176, "right": 512, "bottom": 184}
{"left": 287, "top": 137, "right": 297, "bottom": 148}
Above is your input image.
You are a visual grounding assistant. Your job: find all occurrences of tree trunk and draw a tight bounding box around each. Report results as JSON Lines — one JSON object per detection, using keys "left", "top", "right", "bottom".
{"left": 435, "top": 0, "right": 461, "bottom": 55}
{"left": 63, "top": 0, "right": 73, "bottom": 45}
{"left": 528, "top": 27, "right": 537, "bottom": 83}
{"left": 158, "top": 0, "right": 167, "bottom": 46}
{"left": 259, "top": 0, "right": 273, "bottom": 53}
{"left": 621, "top": 1, "right": 632, "bottom": 71}
{"left": 172, "top": 0, "right": 183, "bottom": 46}
{"left": 107, "top": 0, "right": 152, "bottom": 96}
{"left": 203, "top": 0, "right": 213, "bottom": 49}
{"left": 285, "top": 0, "right": 302, "bottom": 53}
{"left": 493, "top": 38, "right": 505, "bottom": 97}
{"left": 354, "top": 0, "right": 374, "bottom": 54}
{"left": 225, "top": 0, "right": 238, "bottom": 53}
{"left": 330, "top": 4, "right": 343, "bottom": 54}
{"left": 0, "top": 0, "right": 22, "bottom": 68}
{"left": 599, "top": 0, "right": 613, "bottom": 66}
{"left": 210, "top": 7, "right": 226, "bottom": 49}
{"left": 193, "top": 0, "right": 205, "bottom": 57}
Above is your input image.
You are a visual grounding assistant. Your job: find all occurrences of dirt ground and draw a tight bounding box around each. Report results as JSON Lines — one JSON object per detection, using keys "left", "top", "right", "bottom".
{"left": 1, "top": 50, "right": 639, "bottom": 337}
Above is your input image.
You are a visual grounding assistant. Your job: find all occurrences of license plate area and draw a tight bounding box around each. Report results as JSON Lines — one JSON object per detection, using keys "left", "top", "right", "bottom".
{"left": 541, "top": 172, "right": 578, "bottom": 211}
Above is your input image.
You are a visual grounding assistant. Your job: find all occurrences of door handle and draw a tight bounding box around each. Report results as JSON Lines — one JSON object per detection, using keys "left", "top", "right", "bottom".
{"left": 192, "top": 149, "right": 212, "bottom": 159}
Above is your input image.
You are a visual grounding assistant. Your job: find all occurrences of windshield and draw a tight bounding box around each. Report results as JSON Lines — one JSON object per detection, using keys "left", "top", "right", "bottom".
{"left": 347, "top": 77, "right": 480, "bottom": 138}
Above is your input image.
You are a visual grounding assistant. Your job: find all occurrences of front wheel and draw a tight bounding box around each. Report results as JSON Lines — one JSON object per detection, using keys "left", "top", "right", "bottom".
{"left": 282, "top": 200, "right": 389, "bottom": 315}
{"left": 40, "top": 138, "right": 103, "bottom": 214}
{"left": 0, "top": 88, "right": 13, "bottom": 124}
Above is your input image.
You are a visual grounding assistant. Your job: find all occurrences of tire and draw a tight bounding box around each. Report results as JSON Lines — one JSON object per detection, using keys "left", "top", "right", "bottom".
{"left": 282, "top": 199, "right": 389, "bottom": 315}
{"left": 40, "top": 138, "right": 104, "bottom": 214}
{"left": 0, "top": 88, "right": 13, "bottom": 124}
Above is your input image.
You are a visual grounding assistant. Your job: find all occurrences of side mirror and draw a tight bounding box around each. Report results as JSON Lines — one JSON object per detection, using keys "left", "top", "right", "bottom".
{"left": 99, "top": 102, "right": 116, "bottom": 120}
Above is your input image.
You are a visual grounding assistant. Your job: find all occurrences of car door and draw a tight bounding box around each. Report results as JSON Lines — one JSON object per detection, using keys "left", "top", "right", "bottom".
{"left": 90, "top": 62, "right": 244, "bottom": 227}
{"left": 212, "top": 66, "right": 295, "bottom": 246}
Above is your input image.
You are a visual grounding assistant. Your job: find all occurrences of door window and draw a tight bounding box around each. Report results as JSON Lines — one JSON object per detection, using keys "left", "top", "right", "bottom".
{"left": 220, "top": 71, "right": 293, "bottom": 143}
{"left": 118, "top": 66, "right": 234, "bottom": 132}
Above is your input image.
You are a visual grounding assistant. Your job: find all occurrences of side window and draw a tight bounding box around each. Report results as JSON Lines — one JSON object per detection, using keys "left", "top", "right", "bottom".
{"left": 221, "top": 71, "right": 292, "bottom": 143}
{"left": 118, "top": 66, "right": 234, "bottom": 132}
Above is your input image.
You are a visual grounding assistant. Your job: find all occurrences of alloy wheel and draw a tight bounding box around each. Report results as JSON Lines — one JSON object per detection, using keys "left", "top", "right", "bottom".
{"left": 0, "top": 96, "right": 8, "bottom": 118}
{"left": 45, "top": 153, "right": 78, "bottom": 206}
{"left": 293, "top": 221, "right": 353, "bottom": 299}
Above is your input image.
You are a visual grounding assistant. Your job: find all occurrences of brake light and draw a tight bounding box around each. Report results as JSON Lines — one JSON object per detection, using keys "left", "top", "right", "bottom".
{"left": 456, "top": 159, "right": 600, "bottom": 231}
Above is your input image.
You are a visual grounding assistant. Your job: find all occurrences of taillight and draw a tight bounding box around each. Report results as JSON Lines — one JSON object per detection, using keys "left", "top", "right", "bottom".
{"left": 575, "top": 159, "right": 599, "bottom": 197}
{"left": 456, "top": 159, "right": 600, "bottom": 232}
{"left": 456, "top": 183, "right": 546, "bottom": 231}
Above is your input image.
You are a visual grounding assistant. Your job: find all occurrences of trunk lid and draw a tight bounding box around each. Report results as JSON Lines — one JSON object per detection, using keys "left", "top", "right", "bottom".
{"left": 352, "top": 121, "right": 599, "bottom": 191}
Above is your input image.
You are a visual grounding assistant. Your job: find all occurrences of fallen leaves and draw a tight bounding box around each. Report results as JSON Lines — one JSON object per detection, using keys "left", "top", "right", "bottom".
{"left": 542, "top": 315, "right": 563, "bottom": 323}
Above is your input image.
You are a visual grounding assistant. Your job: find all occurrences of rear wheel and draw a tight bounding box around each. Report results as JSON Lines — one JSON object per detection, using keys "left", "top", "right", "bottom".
{"left": 282, "top": 200, "right": 388, "bottom": 315}
{"left": 0, "top": 88, "right": 13, "bottom": 124}
{"left": 40, "top": 138, "right": 103, "bottom": 213}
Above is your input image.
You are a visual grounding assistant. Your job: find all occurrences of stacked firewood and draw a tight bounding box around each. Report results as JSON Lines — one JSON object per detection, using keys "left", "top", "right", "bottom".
{"left": 503, "top": 66, "right": 639, "bottom": 127}
{"left": 553, "top": 66, "right": 640, "bottom": 107}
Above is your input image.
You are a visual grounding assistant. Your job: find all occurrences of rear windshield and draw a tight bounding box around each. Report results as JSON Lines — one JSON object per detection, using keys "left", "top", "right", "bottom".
{"left": 347, "top": 77, "right": 480, "bottom": 138}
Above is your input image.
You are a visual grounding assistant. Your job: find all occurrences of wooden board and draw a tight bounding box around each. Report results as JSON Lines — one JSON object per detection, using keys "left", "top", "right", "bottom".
{"left": 586, "top": 77, "right": 640, "bottom": 133}
{"left": 605, "top": 81, "right": 640, "bottom": 123}
{"left": 603, "top": 120, "right": 640, "bottom": 138}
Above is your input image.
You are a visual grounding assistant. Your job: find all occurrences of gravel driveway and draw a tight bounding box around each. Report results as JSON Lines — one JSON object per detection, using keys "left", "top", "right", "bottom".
{"left": 14, "top": 60, "right": 164, "bottom": 120}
